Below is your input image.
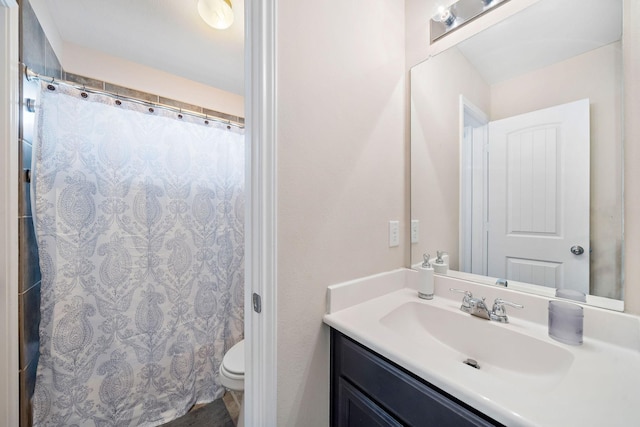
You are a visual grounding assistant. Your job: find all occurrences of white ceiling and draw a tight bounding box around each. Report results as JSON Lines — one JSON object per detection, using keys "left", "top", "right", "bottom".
{"left": 41, "top": 0, "right": 245, "bottom": 95}
{"left": 457, "top": 0, "right": 622, "bottom": 84}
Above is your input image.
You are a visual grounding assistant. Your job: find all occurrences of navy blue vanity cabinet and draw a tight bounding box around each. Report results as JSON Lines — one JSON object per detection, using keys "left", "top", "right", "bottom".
{"left": 330, "top": 329, "right": 504, "bottom": 427}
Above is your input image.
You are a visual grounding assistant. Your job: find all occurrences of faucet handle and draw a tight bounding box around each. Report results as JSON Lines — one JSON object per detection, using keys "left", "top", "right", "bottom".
{"left": 449, "top": 288, "right": 472, "bottom": 298}
{"left": 449, "top": 288, "right": 473, "bottom": 313}
{"left": 490, "top": 298, "right": 524, "bottom": 323}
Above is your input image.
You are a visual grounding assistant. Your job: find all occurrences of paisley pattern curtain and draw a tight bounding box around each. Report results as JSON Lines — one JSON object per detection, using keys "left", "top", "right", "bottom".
{"left": 31, "top": 82, "right": 244, "bottom": 427}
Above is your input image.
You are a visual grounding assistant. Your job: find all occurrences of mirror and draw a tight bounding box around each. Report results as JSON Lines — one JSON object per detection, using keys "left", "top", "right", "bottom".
{"left": 410, "top": 0, "right": 624, "bottom": 309}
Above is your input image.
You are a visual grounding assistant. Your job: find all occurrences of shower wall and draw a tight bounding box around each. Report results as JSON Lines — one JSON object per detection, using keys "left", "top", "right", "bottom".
{"left": 18, "top": 1, "right": 60, "bottom": 426}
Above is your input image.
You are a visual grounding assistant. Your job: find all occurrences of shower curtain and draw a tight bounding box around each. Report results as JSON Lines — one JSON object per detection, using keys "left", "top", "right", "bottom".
{"left": 31, "top": 82, "right": 244, "bottom": 427}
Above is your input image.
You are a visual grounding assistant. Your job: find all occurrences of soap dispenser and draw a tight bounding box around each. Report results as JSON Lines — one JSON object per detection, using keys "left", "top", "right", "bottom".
{"left": 418, "top": 253, "right": 434, "bottom": 300}
{"left": 433, "top": 250, "right": 449, "bottom": 274}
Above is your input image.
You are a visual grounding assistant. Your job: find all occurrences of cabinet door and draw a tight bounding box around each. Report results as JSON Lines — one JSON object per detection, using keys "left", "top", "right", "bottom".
{"left": 337, "top": 377, "right": 403, "bottom": 427}
{"left": 331, "top": 329, "right": 502, "bottom": 427}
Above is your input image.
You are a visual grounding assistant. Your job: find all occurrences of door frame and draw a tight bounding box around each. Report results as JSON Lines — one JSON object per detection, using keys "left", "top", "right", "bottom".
{"left": 0, "top": 1, "right": 20, "bottom": 426}
{"left": 245, "top": 0, "right": 278, "bottom": 425}
{"left": 459, "top": 96, "right": 489, "bottom": 275}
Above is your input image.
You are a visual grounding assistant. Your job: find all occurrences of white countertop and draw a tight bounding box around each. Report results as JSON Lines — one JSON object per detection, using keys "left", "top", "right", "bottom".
{"left": 323, "top": 269, "right": 640, "bottom": 427}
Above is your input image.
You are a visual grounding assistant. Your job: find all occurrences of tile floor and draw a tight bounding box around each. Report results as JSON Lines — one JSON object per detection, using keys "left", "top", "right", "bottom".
{"left": 160, "top": 392, "right": 239, "bottom": 427}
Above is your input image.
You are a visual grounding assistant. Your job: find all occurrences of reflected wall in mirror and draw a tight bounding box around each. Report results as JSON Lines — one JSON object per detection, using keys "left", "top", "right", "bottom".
{"left": 410, "top": 0, "right": 624, "bottom": 307}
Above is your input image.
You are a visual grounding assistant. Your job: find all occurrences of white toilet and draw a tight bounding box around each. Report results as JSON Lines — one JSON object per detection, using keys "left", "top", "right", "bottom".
{"left": 219, "top": 339, "right": 245, "bottom": 427}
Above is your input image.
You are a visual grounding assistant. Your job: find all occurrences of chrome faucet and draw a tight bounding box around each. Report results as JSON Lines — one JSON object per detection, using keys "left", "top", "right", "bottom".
{"left": 449, "top": 288, "right": 473, "bottom": 313}
{"left": 450, "top": 288, "right": 490, "bottom": 319}
{"left": 450, "top": 289, "right": 523, "bottom": 323}
{"left": 490, "top": 298, "right": 524, "bottom": 323}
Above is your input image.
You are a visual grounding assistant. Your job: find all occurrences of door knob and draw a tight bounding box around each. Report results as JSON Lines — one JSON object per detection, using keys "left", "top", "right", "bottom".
{"left": 570, "top": 245, "right": 584, "bottom": 255}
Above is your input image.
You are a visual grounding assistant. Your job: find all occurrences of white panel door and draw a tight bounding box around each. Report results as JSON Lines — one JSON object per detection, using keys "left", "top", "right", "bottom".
{"left": 487, "top": 99, "right": 589, "bottom": 293}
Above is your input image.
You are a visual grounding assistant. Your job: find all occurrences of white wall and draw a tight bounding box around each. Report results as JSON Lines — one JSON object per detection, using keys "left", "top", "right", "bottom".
{"left": 275, "top": 0, "right": 406, "bottom": 425}
{"left": 62, "top": 43, "right": 244, "bottom": 117}
{"left": 410, "top": 47, "right": 490, "bottom": 267}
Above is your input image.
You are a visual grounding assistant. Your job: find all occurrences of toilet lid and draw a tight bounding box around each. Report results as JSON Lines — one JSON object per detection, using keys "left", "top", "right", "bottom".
{"left": 223, "top": 339, "right": 245, "bottom": 375}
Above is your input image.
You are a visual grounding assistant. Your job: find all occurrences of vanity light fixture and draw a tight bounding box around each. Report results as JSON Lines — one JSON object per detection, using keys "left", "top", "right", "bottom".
{"left": 197, "top": 0, "right": 234, "bottom": 30}
{"left": 430, "top": 0, "right": 510, "bottom": 44}
{"left": 434, "top": 6, "right": 457, "bottom": 27}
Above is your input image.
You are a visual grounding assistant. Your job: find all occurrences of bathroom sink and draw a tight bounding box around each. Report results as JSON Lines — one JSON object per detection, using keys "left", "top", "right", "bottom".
{"left": 325, "top": 275, "right": 640, "bottom": 426}
{"left": 380, "top": 301, "right": 574, "bottom": 384}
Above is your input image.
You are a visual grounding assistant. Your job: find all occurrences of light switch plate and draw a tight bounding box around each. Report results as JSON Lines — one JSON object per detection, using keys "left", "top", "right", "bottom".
{"left": 411, "top": 220, "right": 419, "bottom": 244}
{"left": 389, "top": 221, "right": 400, "bottom": 247}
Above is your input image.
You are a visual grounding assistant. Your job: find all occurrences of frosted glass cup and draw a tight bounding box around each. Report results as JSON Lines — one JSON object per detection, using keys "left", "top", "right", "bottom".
{"left": 548, "top": 300, "right": 584, "bottom": 346}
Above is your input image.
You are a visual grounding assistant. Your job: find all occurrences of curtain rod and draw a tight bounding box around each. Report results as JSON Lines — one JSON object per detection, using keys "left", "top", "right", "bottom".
{"left": 23, "top": 65, "right": 244, "bottom": 129}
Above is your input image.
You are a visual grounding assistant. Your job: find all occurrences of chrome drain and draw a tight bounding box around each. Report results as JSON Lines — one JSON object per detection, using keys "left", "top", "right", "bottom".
{"left": 463, "top": 358, "right": 480, "bottom": 369}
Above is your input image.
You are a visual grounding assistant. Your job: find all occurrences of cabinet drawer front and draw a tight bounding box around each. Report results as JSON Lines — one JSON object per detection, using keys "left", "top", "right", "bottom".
{"left": 332, "top": 330, "right": 500, "bottom": 427}
{"left": 337, "top": 378, "right": 403, "bottom": 427}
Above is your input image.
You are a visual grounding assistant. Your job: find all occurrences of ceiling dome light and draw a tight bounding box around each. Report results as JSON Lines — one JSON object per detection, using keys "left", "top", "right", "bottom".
{"left": 198, "top": 0, "right": 234, "bottom": 30}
